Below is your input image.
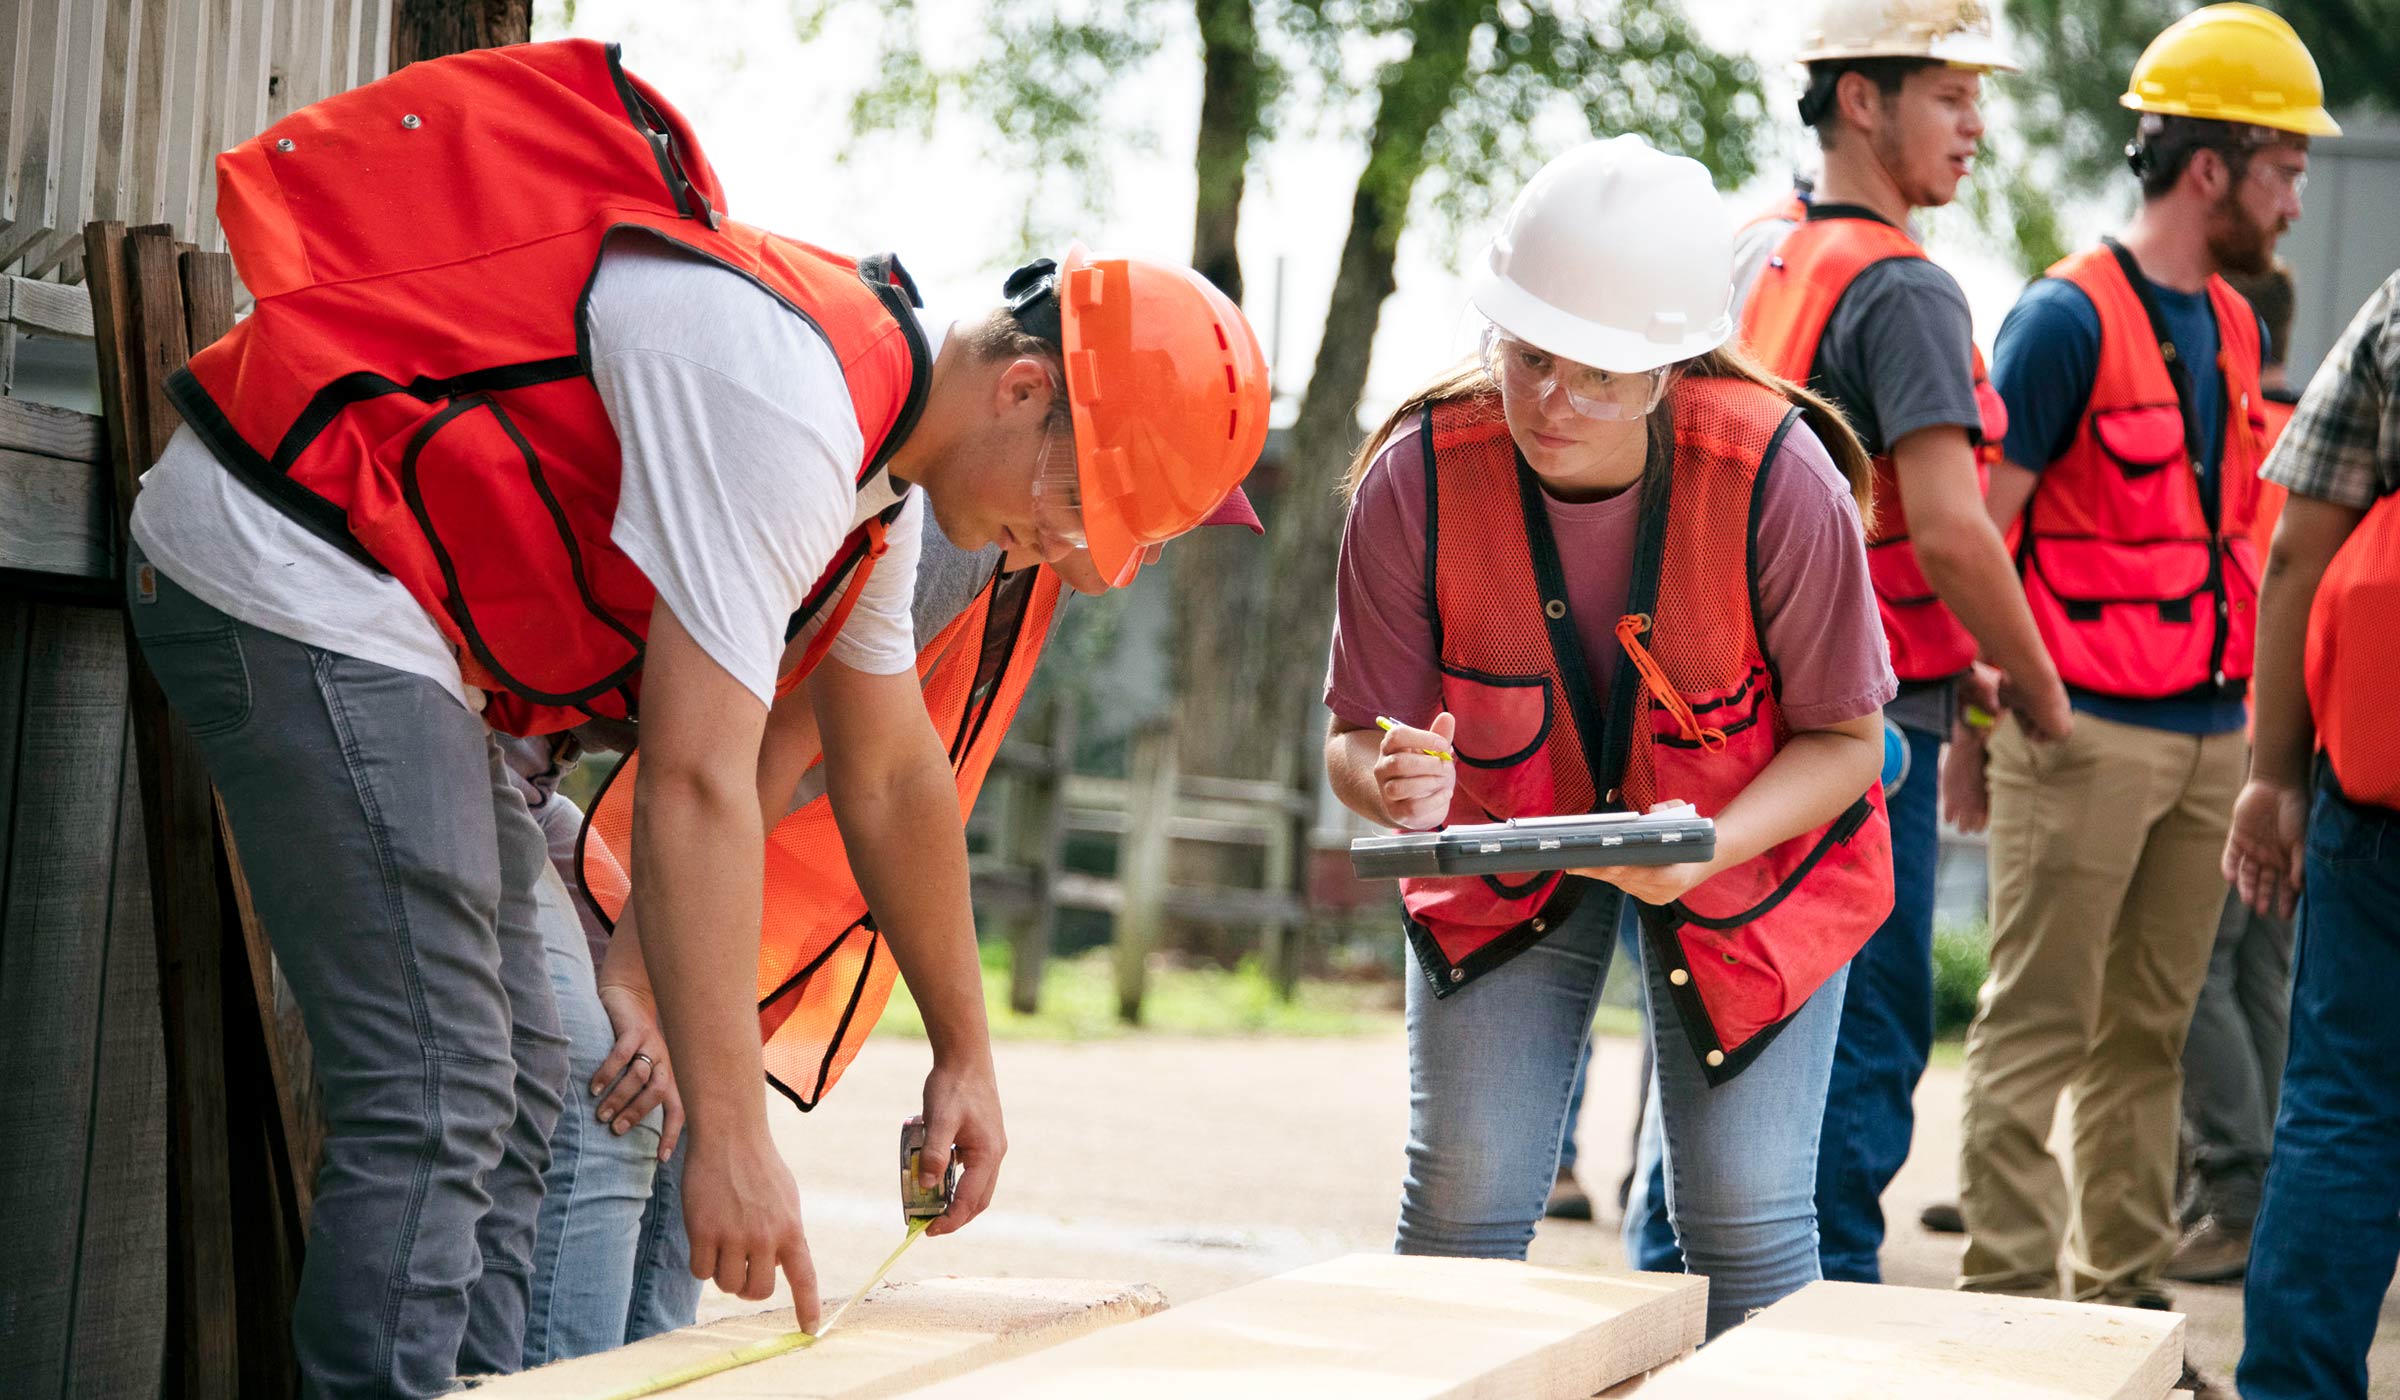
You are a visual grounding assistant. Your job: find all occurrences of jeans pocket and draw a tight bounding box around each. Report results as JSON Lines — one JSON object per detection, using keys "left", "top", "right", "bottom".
{"left": 2307, "top": 784, "right": 2387, "bottom": 867}
{"left": 136, "top": 625, "right": 254, "bottom": 738}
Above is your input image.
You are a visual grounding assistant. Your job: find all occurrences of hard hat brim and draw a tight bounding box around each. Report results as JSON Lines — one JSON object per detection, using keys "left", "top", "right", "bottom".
{"left": 1795, "top": 33, "right": 2020, "bottom": 74}
{"left": 1468, "top": 267, "right": 1731, "bottom": 376}
{"left": 2117, "top": 91, "right": 2343, "bottom": 139}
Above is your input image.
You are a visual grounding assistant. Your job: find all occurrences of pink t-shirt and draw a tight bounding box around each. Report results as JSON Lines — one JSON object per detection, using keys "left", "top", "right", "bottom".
{"left": 1325, "top": 412, "right": 1897, "bottom": 736}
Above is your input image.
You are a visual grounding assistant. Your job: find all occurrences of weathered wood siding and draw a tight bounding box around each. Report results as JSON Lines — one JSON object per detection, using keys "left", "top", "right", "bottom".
{"left": 1, "top": 0, "right": 394, "bottom": 282}
{"left": 0, "top": 600, "right": 168, "bottom": 1400}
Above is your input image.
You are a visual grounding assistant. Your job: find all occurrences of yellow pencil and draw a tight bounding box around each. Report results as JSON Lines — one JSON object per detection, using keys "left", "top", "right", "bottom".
{"left": 1376, "top": 715, "right": 1454, "bottom": 763}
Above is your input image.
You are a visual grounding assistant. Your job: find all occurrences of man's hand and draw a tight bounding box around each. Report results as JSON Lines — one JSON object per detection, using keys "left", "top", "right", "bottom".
{"left": 592, "top": 981, "right": 684, "bottom": 1160}
{"left": 916, "top": 1056, "right": 1006, "bottom": 1238}
{"left": 1942, "top": 726, "right": 1991, "bottom": 833}
{"left": 1373, "top": 713, "right": 1457, "bottom": 830}
{"left": 2224, "top": 777, "right": 2308, "bottom": 919}
{"left": 1996, "top": 667, "right": 2073, "bottom": 743}
{"left": 683, "top": 1127, "right": 820, "bottom": 1332}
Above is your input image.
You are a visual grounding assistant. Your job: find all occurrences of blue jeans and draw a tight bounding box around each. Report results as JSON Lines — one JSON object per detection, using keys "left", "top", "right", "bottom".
{"left": 2237, "top": 772, "right": 2400, "bottom": 1400}
{"left": 1399, "top": 884, "right": 1846, "bottom": 1338}
{"left": 1813, "top": 721, "right": 1942, "bottom": 1282}
{"left": 521, "top": 795, "right": 701, "bottom": 1362}
{"left": 130, "top": 553, "right": 568, "bottom": 1398}
{"left": 522, "top": 866, "right": 668, "bottom": 1365}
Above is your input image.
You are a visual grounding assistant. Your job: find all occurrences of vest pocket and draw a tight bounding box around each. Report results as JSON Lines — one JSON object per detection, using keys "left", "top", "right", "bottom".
{"left": 400, "top": 392, "right": 644, "bottom": 706}
{"left": 1440, "top": 665, "right": 1555, "bottom": 820}
{"left": 2090, "top": 403, "right": 2185, "bottom": 478}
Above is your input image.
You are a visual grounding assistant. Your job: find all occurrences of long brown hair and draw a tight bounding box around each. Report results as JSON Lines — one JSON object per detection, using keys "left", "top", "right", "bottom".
{"left": 1344, "top": 342, "right": 1877, "bottom": 529}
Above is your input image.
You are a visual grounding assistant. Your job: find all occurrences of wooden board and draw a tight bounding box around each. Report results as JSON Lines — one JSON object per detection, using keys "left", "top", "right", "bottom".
{"left": 902, "top": 1255, "right": 1708, "bottom": 1400}
{"left": 468, "top": 1278, "right": 1167, "bottom": 1399}
{"left": 1634, "top": 1282, "right": 2183, "bottom": 1399}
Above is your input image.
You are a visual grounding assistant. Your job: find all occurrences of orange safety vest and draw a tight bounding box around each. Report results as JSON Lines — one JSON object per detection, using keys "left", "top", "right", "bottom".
{"left": 2016, "top": 241, "right": 2269, "bottom": 701}
{"left": 1402, "top": 381, "right": 1893, "bottom": 1083}
{"left": 171, "top": 39, "right": 928, "bottom": 735}
{"left": 1740, "top": 208, "right": 2009, "bottom": 683}
{"left": 579, "top": 562, "right": 1064, "bottom": 1108}
{"left": 2306, "top": 492, "right": 2400, "bottom": 812}
{"left": 2249, "top": 394, "right": 2297, "bottom": 557}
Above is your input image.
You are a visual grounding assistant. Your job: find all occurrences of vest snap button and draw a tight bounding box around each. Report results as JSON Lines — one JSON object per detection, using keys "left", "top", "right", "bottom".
{"left": 1669, "top": 968, "right": 1689, "bottom": 986}
{"left": 1706, "top": 1049, "right": 1725, "bottom": 1067}
{"left": 1531, "top": 918, "right": 1548, "bottom": 933}
{"left": 1544, "top": 599, "right": 1567, "bottom": 619}
{"left": 402, "top": 113, "right": 422, "bottom": 129}
{"left": 1723, "top": 952, "right": 1739, "bottom": 964}
{"left": 1449, "top": 967, "right": 1465, "bottom": 983}
{"left": 275, "top": 137, "right": 295, "bottom": 152}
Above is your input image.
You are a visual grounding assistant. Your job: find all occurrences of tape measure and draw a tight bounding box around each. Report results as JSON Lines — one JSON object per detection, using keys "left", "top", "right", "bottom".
{"left": 596, "top": 1217, "right": 933, "bottom": 1400}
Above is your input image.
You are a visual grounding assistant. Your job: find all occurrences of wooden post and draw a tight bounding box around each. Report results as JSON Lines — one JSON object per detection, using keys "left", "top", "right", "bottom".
{"left": 1273, "top": 781, "right": 1311, "bottom": 1002}
{"left": 1115, "top": 722, "right": 1176, "bottom": 1024}
{"left": 89, "top": 217, "right": 242, "bottom": 1397}
{"left": 1007, "top": 692, "right": 1074, "bottom": 1016}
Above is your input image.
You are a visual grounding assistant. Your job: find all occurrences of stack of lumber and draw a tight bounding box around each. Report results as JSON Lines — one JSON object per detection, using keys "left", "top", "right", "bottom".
{"left": 478, "top": 1260, "right": 2189, "bottom": 1398}
{"left": 1631, "top": 1281, "right": 2185, "bottom": 1399}
{"left": 465, "top": 1277, "right": 1165, "bottom": 1398}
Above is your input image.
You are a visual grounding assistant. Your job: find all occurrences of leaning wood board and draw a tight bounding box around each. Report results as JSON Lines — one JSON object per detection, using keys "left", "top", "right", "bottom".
{"left": 468, "top": 1277, "right": 1165, "bottom": 1398}
{"left": 1634, "top": 1282, "right": 2183, "bottom": 1399}
{"left": 900, "top": 1254, "right": 1707, "bottom": 1400}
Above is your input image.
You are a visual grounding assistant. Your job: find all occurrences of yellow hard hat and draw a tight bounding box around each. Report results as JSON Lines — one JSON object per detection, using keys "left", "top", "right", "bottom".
{"left": 2120, "top": 3, "right": 2340, "bottom": 138}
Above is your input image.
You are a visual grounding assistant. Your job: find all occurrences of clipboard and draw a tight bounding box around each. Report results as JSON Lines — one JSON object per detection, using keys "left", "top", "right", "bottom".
{"left": 1350, "top": 807, "right": 1715, "bottom": 880}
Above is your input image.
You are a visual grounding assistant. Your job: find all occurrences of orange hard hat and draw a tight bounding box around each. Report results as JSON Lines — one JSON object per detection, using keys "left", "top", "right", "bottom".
{"left": 1057, "top": 243, "right": 1271, "bottom": 587}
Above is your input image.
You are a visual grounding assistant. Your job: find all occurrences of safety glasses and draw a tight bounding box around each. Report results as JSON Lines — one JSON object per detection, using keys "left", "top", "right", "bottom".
{"left": 1029, "top": 418, "right": 1087, "bottom": 556}
{"left": 1481, "top": 329, "right": 1670, "bottom": 421}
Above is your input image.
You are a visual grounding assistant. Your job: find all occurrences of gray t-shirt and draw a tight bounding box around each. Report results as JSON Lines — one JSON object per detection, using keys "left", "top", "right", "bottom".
{"left": 1735, "top": 210, "right": 1985, "bottom": 734}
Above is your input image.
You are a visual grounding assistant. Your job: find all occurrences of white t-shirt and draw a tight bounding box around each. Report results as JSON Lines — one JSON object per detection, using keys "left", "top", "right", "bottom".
{"left": 129, "top": 231, "right": 932, "bottom": 711}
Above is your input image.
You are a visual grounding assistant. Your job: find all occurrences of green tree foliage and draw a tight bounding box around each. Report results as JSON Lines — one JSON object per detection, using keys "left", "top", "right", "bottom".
{"left": 1977, "top": 0, "right": 2400, "bottom": 272}
{"left": 805, "top": 0, "right": 1771, "bottom": 792}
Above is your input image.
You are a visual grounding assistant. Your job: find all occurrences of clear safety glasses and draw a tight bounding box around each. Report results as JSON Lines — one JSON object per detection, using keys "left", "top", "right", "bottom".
{"left": 1481, "top": 329, "right": 1670, "bottom": 421}
{"left": 1030, "top": 429, "right": 1086, "bottom": 549}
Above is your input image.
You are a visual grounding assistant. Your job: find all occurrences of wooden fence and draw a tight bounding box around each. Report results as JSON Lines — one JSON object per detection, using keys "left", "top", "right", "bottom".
{"left": 2, "top": 0, "right": 393, "bottom": 282}
{"left": 969, "top": 706, "right": 1340, "bottom": 1022}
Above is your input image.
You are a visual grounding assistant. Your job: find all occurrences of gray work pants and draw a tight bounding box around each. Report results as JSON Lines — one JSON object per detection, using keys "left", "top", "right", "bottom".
{"left": 128, "top": 550, "right": 570, "bottom": 1398}
{"left": 2181, "top": 886, "right": 2295, "bottom": 1229}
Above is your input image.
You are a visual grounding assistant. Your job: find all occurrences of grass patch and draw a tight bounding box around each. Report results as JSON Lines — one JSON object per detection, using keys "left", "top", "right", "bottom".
{"left": 878, "top": 948, "right": 1403, "bottom": 1041}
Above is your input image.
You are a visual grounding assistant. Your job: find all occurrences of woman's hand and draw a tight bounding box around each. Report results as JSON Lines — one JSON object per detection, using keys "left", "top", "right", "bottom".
{"left": 1375, "top": 712, "right": 1457, "bottom": 830}
{"left": 593, "top": 979, "right": 684, "bottom": 1161}
{"left": 1566, "top": 858, "right": 1717, "bottom": 906}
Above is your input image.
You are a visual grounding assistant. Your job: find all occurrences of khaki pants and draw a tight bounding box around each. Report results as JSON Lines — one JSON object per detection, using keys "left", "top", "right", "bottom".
{"left": 1958, "top": 712, "right": 2244, "bottom": 1301}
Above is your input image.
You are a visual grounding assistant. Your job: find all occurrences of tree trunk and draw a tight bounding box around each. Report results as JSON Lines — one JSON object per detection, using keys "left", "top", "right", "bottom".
{"left": 1170, "top": 0, "right": 1273, "bottom": 782}
{"left": 1256, "top": 20, "right": 1475, "bottom": 792}
{"left": 391, "top": 0, "right": 530, "bottom": 69}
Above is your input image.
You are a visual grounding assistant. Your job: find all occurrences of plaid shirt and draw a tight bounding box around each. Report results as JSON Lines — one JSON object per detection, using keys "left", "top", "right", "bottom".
{"left": 2264, "top": 270, "right": 2400, "bottom": 509}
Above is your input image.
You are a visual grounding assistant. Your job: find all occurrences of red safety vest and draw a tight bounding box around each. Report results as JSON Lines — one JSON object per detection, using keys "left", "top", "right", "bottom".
{"left": 171, "top": 39, "right": 928, "bottom": 735}
{"left": 2249, "top": 395, "right": 2297, "bottom": 558}
{"left": 2016, "top": 242, "right": 2269, "bottom": 700}
{"left": 580, "top": 562, "right": 1064, "bottom": 1107}
{"left": 1402, "top": 381, "right": 1893, "bottom": 1083}
{"left": 2306, "top": 492, "right": 2400, "bottom": 811}
{"left": 1740, "top": 209, "right": 2009, "bottom": 682}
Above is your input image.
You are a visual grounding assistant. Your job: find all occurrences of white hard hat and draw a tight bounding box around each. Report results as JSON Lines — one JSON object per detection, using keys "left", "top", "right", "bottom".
{"left": 1467, "top": 134, "right": 1733, "bottom": 375}
{"left": 1797, "top": 0, "right": 2020, "bottom": 73}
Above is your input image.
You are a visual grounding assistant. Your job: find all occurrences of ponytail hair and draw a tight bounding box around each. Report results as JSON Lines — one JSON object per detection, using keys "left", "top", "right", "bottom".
{"left": 1669, "top": 340, "right": 1877, "bottom": 528}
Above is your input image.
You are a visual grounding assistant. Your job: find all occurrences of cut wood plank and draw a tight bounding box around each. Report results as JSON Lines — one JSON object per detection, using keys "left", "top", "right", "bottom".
{"left": 6, "top": 274, "right": 97, "bottom": 338}
{"left": 0, "top": 395, "right": 107, "bottom": 463}
{"left": 0, "top": 445, "right": 109, "bottom": 578}
{"left": 903, "top": 1255, "right": 1708, "bottom": 1400}
{"left": 1634, "top": 1282, "right": 2183, "bottom": 1400}
{"left": 469, "top": 1278, "right": 1168, "bottom": 1399}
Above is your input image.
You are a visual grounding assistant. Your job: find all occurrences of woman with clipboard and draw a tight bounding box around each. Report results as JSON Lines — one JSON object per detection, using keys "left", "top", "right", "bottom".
{"left": 1321, "top": 135, "right": 1897, "bottom": 1338}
